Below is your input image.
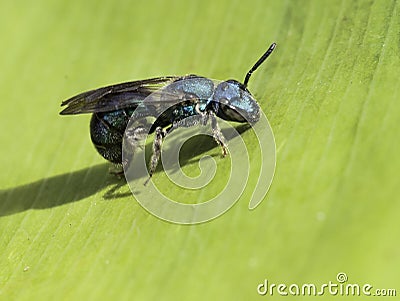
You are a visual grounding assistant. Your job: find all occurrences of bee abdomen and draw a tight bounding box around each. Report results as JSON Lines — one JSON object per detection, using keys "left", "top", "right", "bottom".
{"left": 90, "top": 111, "right": 132, "bottom": 164}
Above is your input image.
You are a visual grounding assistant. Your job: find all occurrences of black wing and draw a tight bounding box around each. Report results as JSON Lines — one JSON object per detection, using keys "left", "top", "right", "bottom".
{"left": 60, "top": 76, "right": 181, "bottom": 115}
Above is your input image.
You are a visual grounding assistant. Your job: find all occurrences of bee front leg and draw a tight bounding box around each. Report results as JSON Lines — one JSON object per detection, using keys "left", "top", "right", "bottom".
{"left": 144, "top": 127, "right": 167, "bottom": 186}
{"left": 208, "top": 111, "right": 228, "bottom": 157}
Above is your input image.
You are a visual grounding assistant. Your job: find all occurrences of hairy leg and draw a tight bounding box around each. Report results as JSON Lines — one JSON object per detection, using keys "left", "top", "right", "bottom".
{"left": 144, "top": 127, "right": 167, "bottom": 185}
{"left": 208, "top": 111, "right": 228, "bottom": 156}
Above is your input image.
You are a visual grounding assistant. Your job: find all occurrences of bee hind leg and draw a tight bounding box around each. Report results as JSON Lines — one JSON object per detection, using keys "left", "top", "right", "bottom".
{"left": 109, "top": 163, "right": 124, "bottom": 177}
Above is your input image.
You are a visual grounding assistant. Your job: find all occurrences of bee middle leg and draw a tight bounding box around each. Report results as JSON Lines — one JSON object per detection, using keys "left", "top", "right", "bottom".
{"left": 208, "top": 111, "right": 228, "bottom": 156}
{"left": 143, "top": 112, "right": 229, "bottom": 185}
{"left": 144, "top": 127, "right": 167, "bottom": 186}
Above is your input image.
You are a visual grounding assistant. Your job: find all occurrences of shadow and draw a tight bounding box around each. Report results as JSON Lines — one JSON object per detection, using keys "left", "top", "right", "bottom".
{"left": 0, "top": 124, "right": 252, "bottom": 217}
{"left": 0, "top": 164, "right": 128, "bottom": 217}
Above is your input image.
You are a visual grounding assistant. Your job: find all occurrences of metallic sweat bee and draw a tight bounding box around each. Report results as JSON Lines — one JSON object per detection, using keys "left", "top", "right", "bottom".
{"left": 60, "top": 43, "right": 276, "bottom": 182}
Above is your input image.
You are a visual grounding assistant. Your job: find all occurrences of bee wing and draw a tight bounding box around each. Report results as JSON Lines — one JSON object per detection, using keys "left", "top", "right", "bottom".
{"left": 60, "top": 76, "right": 182, "bottom": 115}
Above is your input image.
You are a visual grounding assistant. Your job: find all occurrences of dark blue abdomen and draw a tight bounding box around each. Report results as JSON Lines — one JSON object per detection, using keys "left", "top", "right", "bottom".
{"left": 90, "top": 109, "right": 135, "bottom": 164}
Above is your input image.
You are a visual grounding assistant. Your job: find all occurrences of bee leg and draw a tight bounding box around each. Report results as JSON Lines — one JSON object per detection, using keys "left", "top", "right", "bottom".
{"left": 124, "top": 125, "right": 147, "bottom": 151}
{"left": 208, "top": 111, "right": 228, "bottom": 157}
{"left": 122, "top": 125, "right": 149, "bottom": 171}
{"left": 144, "top": 127, "right": 167, "bottom": 186}
{"left": 109, "top": 163, "right": 124, "bottom": 177}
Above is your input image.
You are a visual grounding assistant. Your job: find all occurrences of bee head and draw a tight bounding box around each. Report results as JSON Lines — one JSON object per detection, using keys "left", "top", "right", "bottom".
{"left": 211, "top": 80, "right": 260, "bottom": 123}
{"left": 209, "top": 42, "right": 276, "bottom": 124}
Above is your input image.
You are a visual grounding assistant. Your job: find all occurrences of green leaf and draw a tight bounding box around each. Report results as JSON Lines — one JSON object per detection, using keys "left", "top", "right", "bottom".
{"left": 1, "top": 0, "right": 399, "bottom": 300}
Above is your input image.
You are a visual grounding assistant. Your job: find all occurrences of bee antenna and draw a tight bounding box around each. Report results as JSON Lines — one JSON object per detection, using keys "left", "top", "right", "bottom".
{"left": 243, "top": 43, "right": 276, "bottom": 88}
